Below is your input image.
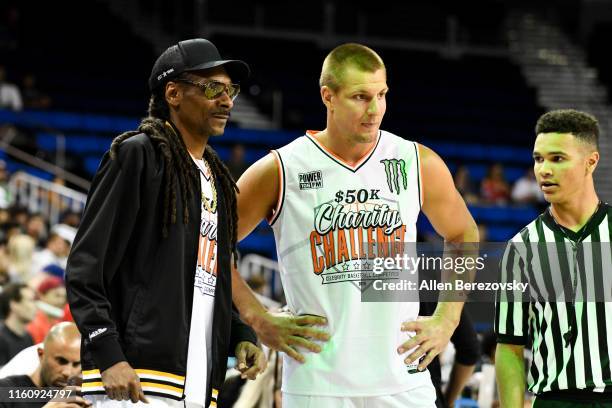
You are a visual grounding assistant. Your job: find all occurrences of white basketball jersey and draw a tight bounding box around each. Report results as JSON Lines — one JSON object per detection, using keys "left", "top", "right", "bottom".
{"left": 270, "top": 130, "right": 432, "bottom": 397}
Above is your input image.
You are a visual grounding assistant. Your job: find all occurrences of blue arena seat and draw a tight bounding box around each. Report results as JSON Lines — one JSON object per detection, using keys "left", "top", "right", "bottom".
{"left": 486, "top": 226, "right": 521, "bottom": 241}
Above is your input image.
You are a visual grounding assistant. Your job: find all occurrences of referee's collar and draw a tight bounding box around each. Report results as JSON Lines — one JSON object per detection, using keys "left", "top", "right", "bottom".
{"left": 542, "top": 202, "right": 609, "bottom": 242}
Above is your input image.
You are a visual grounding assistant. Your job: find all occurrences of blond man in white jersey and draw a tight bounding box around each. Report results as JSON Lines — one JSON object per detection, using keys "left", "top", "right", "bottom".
{"left": 231, "top": 43, "right": 479, "bottom": 407}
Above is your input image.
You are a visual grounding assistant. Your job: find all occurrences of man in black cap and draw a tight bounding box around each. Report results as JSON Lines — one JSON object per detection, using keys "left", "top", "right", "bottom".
{"left": 65, "top": 38, "right": 265, "bottom": 408}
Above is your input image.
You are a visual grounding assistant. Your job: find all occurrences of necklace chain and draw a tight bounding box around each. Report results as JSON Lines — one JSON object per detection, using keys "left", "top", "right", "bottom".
{"left": 191, "top": 155, "right": 217, "bottom": 213}
{"left": 164, "top": 122, "right": 218, "bottom": 213}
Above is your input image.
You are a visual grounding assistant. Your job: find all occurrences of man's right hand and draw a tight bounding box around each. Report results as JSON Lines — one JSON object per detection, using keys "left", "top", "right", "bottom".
{"left": 100, "top": 361, "right": 149, "bottom": 403}
{"left": 252, "top": 312, "right": 330, "bottom": 363}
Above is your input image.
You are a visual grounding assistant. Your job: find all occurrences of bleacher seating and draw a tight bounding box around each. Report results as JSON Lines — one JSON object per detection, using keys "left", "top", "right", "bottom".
{"left": 0, "top": 110, "right": 139, "bottom": 134}
{"left": 208, "top": 35, "right": 543, "bottom": 144}
{"left": 0, "top": 0, "right": 547, "bottom": 259}
{"left": 587, "top": 22, "right": 612, "bottom": 104}
{"left": 4, "top": 0, "right": 154, "bottom": 116}
{"left": 2, "top": 106, "right": 540, "bottom": 257}
{"left": 205, "top": 0, "right": 506, "bottom": 45}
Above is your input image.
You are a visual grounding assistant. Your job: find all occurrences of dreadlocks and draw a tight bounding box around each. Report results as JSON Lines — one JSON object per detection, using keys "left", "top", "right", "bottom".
{"left": 108, "top": 88, "right": 240, "bottom": 265}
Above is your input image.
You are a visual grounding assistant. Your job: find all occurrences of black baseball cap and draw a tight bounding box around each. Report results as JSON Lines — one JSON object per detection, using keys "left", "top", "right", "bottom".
{"left": 149, "top": 38, "right": 250, "bottom": 91}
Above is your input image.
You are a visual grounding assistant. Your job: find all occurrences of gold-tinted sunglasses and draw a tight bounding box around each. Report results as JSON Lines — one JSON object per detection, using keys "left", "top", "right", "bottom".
{"left": 175, "top": 78, "right": 240, "bottom": 100}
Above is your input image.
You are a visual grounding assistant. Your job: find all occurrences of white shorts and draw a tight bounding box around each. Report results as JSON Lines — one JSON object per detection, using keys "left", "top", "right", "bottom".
{"left": 282, "top": 383, "right": 437, "bottom": 408}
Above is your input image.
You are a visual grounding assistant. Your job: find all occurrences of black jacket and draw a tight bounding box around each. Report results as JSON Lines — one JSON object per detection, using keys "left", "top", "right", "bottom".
{"left": 65, "top": 132, "right": 256, "bottom": 406}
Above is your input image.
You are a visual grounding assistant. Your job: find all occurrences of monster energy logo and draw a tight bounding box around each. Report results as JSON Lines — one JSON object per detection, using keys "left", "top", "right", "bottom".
{"left": 380, "top": 159, "right": 407, "bottom": 194}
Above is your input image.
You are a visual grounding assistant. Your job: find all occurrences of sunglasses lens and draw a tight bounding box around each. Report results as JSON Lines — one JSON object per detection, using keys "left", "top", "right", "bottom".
{"left": 228, "top": 84, "right": 240, "bottom": 99}
{"left": 200, "top": 81, "right": 240, "bottom": 100}
{"left": 205, "top": 82, "right": 226, "bottom": 99}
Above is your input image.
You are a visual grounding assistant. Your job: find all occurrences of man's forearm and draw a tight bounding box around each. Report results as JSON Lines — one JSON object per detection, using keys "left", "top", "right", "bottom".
{"left": 432, "top": 302, "right": 462, "bottom": 328}
{"left": 437, "top": 223, "right": 479, "bottom": 306}
{"left": 231, "top": 266, "right": 267, "bottom": 328}
{"left": 495, "top": 343, "right": 526, "bottom": 408}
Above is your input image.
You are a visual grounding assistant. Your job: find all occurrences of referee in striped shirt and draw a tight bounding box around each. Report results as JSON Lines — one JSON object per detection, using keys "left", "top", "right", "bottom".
{"left": 495, "top": 109, "right": 612, "bottom": 407}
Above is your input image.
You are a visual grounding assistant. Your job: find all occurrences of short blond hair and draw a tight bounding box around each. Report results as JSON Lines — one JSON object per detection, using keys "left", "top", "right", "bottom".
{"left": 319, "top": 43, "right": 385, "bottom": 91}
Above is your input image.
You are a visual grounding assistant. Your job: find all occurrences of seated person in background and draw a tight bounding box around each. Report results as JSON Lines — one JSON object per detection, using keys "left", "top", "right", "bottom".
{"left": 511, "top": 168, "right": 544, "bottom": 205}
{"left": 0, "top": 161, "right": 11, "bottom": 210}
{"left": 58, "top": 211, "right": 81, "bottom": 229}
{"left": 453, "top": 165, "right": 479, "bottom": 204}
{"left": 0, "top": 342, "right": 40, "bottom": 378}
{"left": 39, "top": 264, "right": 66, "bottom": 280}
{"left": 27, "top": 276, "right": 67, "bottom": 344}
{"left": 480, "top": 163, "right": 510, "bottom": 204}
{"left": 0, "top": 253, "right": 10, "bottom": 286}
{"left": 6, "top": 234, "right": 35, "bottom": 283}
{"left": 0, "top": 66, "right": 22, "bottom": 112}
{"left": 0, "top": 283, "right": 36, "bottom": 365}
{"left": 25, "top": 214, "right": 48, "bottom": 248}
{"left": 227, "top": 144, "right": 249, "bottom": 181}
{"left": 0, "top": 322, "right": 91, "bottom": 408}
{"left": 9, "top": 206, "right": 29, "bottom": 230}
{"left": 30, "top": 224, "right": 76, "bottom": 279}
{"left": 21, "top": 74, "right": 52, "bottom": 110}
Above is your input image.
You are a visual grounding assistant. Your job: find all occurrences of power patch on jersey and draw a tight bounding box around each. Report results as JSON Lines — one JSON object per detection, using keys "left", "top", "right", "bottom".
{"left": 299, "top": 170, "right": 323, "bottom": 190}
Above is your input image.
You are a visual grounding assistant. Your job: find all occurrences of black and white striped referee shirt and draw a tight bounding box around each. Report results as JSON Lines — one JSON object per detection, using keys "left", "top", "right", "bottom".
{"left": 495, "top": 202, "right": 612, "bottom": 395}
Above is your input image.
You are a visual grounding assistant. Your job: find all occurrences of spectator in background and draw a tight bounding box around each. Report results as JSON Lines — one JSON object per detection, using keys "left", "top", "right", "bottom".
{"left": 21, "top": 74, "right": 51, "bottom": 110}
{"left": 1, "top": 223, "right": 22, "bottom": 244}
{"left": 481, "top": 163, "right": 510, "bottom": 204}
{"left": 0, "top": 209, "right": 10, "bottom": 246}
{"left": 47, "top": 178, "right": 70, "bottom": 214}
{"left": 0, "top": 209, "right": 10, "bottom": 248}
{"left": 0, "top": 322, "right": 91, "bottom": 408}
{"left": 0, "top": 207, "right": 9, "bottom": 225}
{"left": 59, "top": 210, "right": 81, "bottom": 228}
{"left": 39, "top": 264, "right": 65, "bottom": 281}
{"left": 27, "top": 276, "right": 66, "bottom": 344}
{"left": 9, "top": 205, "right": 29, "bottom": 230}
{"left": 0, "top": 283, "right": 36, "bottom": 365}
{"left": 0, "top": 342, "right": 40, "bottom": 379}
{"left": 30, "top": 224, "right": 75, "bottom": 279}
{"left": 227, "top": 143, "right": 249, "bottom": 181}
{"left": 6, "top": 234, "right": 35, "bottom": 283}
{"left": 0, "top": 65, "right": 22, "bottom": 111}
{"left": 511, "top": 168, "right": 544, "bottom": 204}
{"left": 453, "top": 165, "right": 479, "bottom": 204}
{"left": 0, "top": 161, "right": 10, "bottom": 209}
{"left": 25, "top": 213, "right": 47, "bottom": 248}
{"left": 0, "top": 251, "right": 10, "bottom": 287}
